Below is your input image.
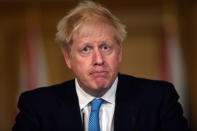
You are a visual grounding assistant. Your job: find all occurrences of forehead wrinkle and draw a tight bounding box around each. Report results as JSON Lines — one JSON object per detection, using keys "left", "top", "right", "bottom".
{"left": 77, "top": 35, "right": 112, "bottom": 47}
{"left": 78, "top": 26, "right": 104, "bottom": 38}
{"left": 75, "top": 25, "right": 115, "bottom": 44}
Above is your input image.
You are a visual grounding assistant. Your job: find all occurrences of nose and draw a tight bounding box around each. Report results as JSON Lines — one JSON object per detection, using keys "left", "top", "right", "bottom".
{"left": 93, "top": 49, "right": 104, "bottom": 66}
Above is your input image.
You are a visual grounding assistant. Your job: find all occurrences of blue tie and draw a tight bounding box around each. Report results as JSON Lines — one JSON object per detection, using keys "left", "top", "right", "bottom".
{"left": 88, "top": 99, "right": 104, "bottom": 131}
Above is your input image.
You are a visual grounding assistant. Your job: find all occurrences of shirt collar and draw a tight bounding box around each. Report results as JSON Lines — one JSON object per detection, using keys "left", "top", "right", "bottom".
{"left": 75, "top": 77, "right": 118, "bottom": 110}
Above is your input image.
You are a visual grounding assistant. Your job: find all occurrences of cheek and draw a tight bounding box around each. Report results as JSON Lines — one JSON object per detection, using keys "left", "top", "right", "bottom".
{"left": 71, "top": 63, "right": 86, "bottom": 79}
{"left": 70, "top": 57, "right": 90, "bottom": 72}
{"left": 111, "top": 51, "right": 121, "bottom": 62}
{"left": 105, "top": 55, "right": 120, "bottom": 69}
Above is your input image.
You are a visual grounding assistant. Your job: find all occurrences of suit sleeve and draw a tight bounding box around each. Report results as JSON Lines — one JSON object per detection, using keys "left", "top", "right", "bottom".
{"left": 159, "top": 83, "right": 190, "bottom": 131}
{"left": 12, "top": 92, "right": 40, "bottom": 131}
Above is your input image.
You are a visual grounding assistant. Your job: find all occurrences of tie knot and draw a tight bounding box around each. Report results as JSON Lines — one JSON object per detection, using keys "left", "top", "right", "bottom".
{"left": 91, "top": 99, "right": 104, "bottom": 111}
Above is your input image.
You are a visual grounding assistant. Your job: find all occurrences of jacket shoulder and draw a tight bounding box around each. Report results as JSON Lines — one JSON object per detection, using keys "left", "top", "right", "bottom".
{"left": 118, "top": 74, "right": 178, "bottom": 101}
{"left": 118, "top": 73, "right": 174, "bottom": 90}
{"left": 18, "top": 79, "right": 75, "bottom": 110}
{"left": 21, "top": 79, "right": 74, "bottom": 97}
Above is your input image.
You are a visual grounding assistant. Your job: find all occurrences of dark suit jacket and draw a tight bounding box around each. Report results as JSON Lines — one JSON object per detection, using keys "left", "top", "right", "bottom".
{"left": 13, "top": 74, "right": 190, "bottom": 131}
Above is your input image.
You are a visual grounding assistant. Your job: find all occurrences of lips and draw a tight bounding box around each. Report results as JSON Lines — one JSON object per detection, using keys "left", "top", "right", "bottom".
{"left": 90, "top": 71, "right": 108, "bottom": 77}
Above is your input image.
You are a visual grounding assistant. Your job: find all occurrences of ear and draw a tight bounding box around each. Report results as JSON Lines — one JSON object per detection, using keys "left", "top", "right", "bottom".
{"left": 118, "top": 45, "right": 122, "bottom": 63}
{"left": 63, "top": 51, "right": 72, "bottom": 69}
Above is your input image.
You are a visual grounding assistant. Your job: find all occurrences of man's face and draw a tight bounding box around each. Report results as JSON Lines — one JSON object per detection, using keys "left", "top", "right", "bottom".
{"left": 64, "top": 21, "right": 122, "bottom": 96}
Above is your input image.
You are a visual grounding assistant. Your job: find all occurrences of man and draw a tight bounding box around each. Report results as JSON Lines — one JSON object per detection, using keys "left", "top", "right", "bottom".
{"left": 13, "top": 1, "right": 190, "bottom": 131}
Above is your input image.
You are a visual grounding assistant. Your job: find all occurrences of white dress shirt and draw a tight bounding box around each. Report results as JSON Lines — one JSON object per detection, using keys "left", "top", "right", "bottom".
{"left": 75, "top": 77, "right": 118, "bottom": 131}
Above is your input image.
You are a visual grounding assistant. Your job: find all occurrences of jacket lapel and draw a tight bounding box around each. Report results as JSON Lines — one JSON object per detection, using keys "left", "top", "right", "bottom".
{"left": 114, "top": 75, "right": 140, "bottom": 131}
{"left": 54, "top": 80, "right": 83, "bottom": 131}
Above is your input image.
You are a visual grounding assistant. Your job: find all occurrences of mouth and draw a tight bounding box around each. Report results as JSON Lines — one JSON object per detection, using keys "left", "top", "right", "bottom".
{"left": 90, "top": 71, "right": 108, "bottom": 77}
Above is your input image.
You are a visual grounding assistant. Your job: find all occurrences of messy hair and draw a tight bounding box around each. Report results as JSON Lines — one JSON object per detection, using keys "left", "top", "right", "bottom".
{"left": 55, "top": 1, "right": 127, "bottom": 53}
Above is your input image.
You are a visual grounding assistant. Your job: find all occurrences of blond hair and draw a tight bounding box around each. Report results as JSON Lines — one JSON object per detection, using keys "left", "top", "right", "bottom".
{"left": 55, "top": 1, "right": 127, "bottom": 53}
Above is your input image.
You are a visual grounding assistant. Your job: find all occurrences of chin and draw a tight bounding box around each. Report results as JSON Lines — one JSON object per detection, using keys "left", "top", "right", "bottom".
{"left": 94, "top": 80, "right": 107, "bottom": 88}
{"left": 95, "top": 82, "right": 111, "bottom": 90}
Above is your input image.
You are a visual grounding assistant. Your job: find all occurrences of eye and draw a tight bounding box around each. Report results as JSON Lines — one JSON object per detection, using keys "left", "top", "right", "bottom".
{"left": 102, "top": 45, "right": 109, "bottom": 50}
{"left": 82, "top": 47, "right": 89, "bottom": 52}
